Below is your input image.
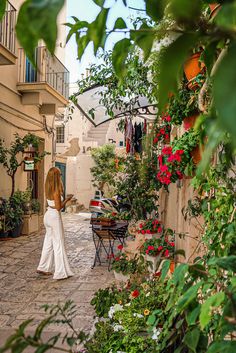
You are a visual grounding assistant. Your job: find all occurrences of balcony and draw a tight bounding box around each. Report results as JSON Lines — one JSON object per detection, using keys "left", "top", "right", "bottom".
{"left": 0, "top": 0, "right": 17, "bottom": 65}
{"left": 17, "top": 47, "right": 69, "bottom": 111}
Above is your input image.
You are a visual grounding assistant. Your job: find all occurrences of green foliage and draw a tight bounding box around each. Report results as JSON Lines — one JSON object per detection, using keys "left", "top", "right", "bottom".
{"left": 0, "top": 133, "right": 48, "bottom": 197}
{"left": 167, "top": 87, "right": 199, "bottom": 125}
{"left": 90, "top": 144, "right": 121, "bottom": 193}
{"left": 73, "top": 51, "right": 155, "bottom": 119}
{"left": 111, "top": 253, "right": 140, "bottom": 275}
{"left": 16, "top": 0, "right": 64, "bottom": 64}
{"left": 0, "top": 0, "right": 6, "bottom": 21}
{"left": 116, "top": 155, "right": 159, "bottom": 220}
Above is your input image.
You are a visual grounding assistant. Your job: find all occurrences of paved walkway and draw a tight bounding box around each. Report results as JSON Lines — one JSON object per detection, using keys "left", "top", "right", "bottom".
{"left": 0, "top": 213, "right": 114, "bottom": 348}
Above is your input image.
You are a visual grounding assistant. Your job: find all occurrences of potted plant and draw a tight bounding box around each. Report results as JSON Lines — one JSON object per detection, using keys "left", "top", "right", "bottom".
{"left": 184, "top": 51, "right": 205, "bottom": 82}
{"left": 111, "top": 251, "right": 138, "bottom": 282}
{"left": 166, "top": 87, "right": 199, "bottom": 126}
{"left": 141, "top": 238, "right": 163, "bottom": 273}
{"left": 7, "top": 195, "right": 24, "bottom": 238}
{"left": 156, "top": 130, "right": 200, "bottom": 187}
{"left": 137, "top": 218, "right": 163, "bottom": 239}
{"left": 12, "top": 189, "right": 40, "bottom": 235}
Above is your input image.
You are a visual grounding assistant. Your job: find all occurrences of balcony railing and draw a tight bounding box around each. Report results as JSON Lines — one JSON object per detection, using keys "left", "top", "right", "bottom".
{"left": 18, "top": 47, "right": 70, "bottom": 99}
{"left": 0, "top": 0, "right": 16, "bottom": 54}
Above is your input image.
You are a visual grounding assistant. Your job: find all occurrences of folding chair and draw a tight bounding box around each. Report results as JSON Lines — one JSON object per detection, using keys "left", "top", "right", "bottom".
{"left": 91, "top": 226, "right": 116, "bottom": 270}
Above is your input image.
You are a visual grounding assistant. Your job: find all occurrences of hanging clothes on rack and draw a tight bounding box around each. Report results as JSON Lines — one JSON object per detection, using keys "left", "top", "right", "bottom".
{"left": 134, "top": 122, "right": 143, "bottom": 153}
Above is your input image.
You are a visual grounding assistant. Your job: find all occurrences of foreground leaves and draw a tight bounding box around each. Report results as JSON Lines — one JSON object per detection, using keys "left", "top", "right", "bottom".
{"left": 16, "top": 0, "right": 65, "bottom": 63}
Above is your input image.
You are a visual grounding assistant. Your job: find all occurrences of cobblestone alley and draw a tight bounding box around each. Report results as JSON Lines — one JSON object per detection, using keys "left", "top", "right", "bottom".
{"left": 0, "top": 213, "right": 114, "bottom": 348}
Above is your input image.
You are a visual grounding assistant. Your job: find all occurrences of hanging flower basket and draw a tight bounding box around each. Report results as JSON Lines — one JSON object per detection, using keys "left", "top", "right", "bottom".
{"left": 183, "top": 113, "right": 199, "bottom": 130}
{"left": 184, "top": 53, "right": 205, "bottom": 82}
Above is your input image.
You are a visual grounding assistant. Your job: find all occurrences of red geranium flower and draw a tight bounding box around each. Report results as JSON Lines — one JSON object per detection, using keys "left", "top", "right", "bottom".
{"left": 115, "top": 257, "right": 120, "bottom": 261}
{"left": 117, "top": 244, "right": 123, "bottom": 250}
{"left": 157, "top": 227, "right": 162, "bottom": 233}
{"left": 158, "top": 246, "right": 163, "bottom": 251}
{"left": 164, "top": 249, "right": 169, "bottom": 257}
{"left": 146, "top": 229, "right": 151, "bottom": 234}
{"left": 139, "top": 223, "right": 143, "bottom": 229}
{"left": 141, "top": 230, "right": 146, "bottom": 235}
{"left": 147, "top": 245, "right": 155, "bottom": 251}
{"left": 169, "top": 242, "right": 175, "bottom": 247}
{"left": 131, "top": 289, "right": 140, "bottom": 298}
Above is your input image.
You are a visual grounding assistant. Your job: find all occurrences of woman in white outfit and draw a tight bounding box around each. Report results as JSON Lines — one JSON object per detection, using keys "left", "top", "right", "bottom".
{"left": 37, "top": 167, "right": 74, "bottom": 280}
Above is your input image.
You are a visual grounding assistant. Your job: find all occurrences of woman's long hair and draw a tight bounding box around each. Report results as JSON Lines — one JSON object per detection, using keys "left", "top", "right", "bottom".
{"left": 45, "top": 167, "right": 63, "bottom": 199}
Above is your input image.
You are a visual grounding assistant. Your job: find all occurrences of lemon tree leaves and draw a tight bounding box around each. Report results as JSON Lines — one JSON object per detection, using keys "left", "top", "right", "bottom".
{"left": 199, "top": 292, "right": 225, "bottom": 330}
{"left": 16, "top": 0, "right": 65, "bottom": 63}
{"left": 112, "top": 38, "right": 132, "bottom": 79}
{"left": 213, "top": 43, "right": 236, "bottom": 145}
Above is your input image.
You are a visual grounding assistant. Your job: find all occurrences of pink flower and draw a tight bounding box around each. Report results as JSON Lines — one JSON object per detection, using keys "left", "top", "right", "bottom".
{"left": 158, "top": 155, "right": 163, "bottom": 165}
{"left": 160, "top": 164, "right": 168, "bottom": 172}
{"left": 160, "top": 128, "right": 165, "bottom": 135}
{"left": 153, "top": 137, "right": 158, "bottom": 144}
{"left": 165, "top": 115, "right": 171, "bottom": 122}
{"left": 162, "top": 146, "right": 172, "bottom": 155}
{"left": 176, "top": 170, "right": 183, "bottom": 179}
{"left": 164, "top": 249, "right": 169, "bottom": 257}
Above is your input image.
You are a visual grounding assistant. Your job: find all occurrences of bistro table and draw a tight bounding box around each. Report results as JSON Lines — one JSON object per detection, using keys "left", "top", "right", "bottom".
{"left": 90, "top": 219, "right": 128, "bottom": 270}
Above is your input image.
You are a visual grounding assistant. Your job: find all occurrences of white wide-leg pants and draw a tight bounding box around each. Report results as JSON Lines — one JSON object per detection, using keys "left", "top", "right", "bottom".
{"left": 37, "top": 208, "right": 74, "bottom": 280}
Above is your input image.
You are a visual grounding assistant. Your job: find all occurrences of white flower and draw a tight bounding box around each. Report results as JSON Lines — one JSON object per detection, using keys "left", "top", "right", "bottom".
{"left": 146, "top": 292, "right": 150, "bottom": 297}
{"left": 108, "top": 304, "right": 123, "bottom": 319}
{"left": 113, "top": 324, "right": 124, "bottom": 332}
{"left": 125, "top": 302, "right": 131, "bottom": 307}
{"left": 152, "top": 327, "right": 161, "bottom": 341}
{"left": 133, "top": 313, "right": 144, "bottom": 318}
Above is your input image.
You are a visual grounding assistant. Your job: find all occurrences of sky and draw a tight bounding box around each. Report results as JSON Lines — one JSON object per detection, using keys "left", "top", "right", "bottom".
{"left": 65, "top": 0, "right": 145, "bottom": 83}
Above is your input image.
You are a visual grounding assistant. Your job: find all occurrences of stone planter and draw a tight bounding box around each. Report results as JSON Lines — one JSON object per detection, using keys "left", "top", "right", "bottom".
{"left": 145, "top": 253, "right": 162, "bottom": 273}
{"left": 113, "top": 270, "right": 130, "bottom": 282}
{"left": 22, "top": 214, "right": 39, "bottom": 235}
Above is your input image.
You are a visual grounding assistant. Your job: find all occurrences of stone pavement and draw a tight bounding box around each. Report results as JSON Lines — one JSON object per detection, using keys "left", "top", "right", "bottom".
{"left": 0, "top": 213, "right": 114, "bottom": 349}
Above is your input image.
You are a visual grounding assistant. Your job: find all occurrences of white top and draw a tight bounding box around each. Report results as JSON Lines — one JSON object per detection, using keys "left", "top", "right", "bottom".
{"left": 47, "top": 196, "right": 63, "bottom": 207}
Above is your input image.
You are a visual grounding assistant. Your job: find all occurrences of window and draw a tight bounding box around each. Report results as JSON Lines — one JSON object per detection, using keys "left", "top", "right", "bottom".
{"left": 56, "top": 126, "right": 65, "bottom": 143}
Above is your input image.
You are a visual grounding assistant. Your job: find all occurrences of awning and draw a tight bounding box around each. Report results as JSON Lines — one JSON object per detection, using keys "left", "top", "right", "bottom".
{"left": 73, "top": 84, "right": 157, "bottom": 127}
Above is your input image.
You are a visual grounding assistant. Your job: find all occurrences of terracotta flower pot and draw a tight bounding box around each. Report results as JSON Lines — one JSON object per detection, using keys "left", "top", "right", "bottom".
{"left": 170, "top": 261, "right": 175, "bottom": 274}
{"left": 183, "top": 113, "right": 199, "bottom": 130}
{"left": 209, "top": 3, "right": 221, "bottom": 18}
{"left": 184, "top": 53, "right": 205, "bottom": 82}
{"left": 191, "top": 145, "right": 202, "bottom": 165}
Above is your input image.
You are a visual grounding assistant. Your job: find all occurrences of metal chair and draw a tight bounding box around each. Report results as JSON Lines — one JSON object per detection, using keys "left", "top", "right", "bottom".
{"left": 90, "top": 219, "right": 128, "bottom": 270}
